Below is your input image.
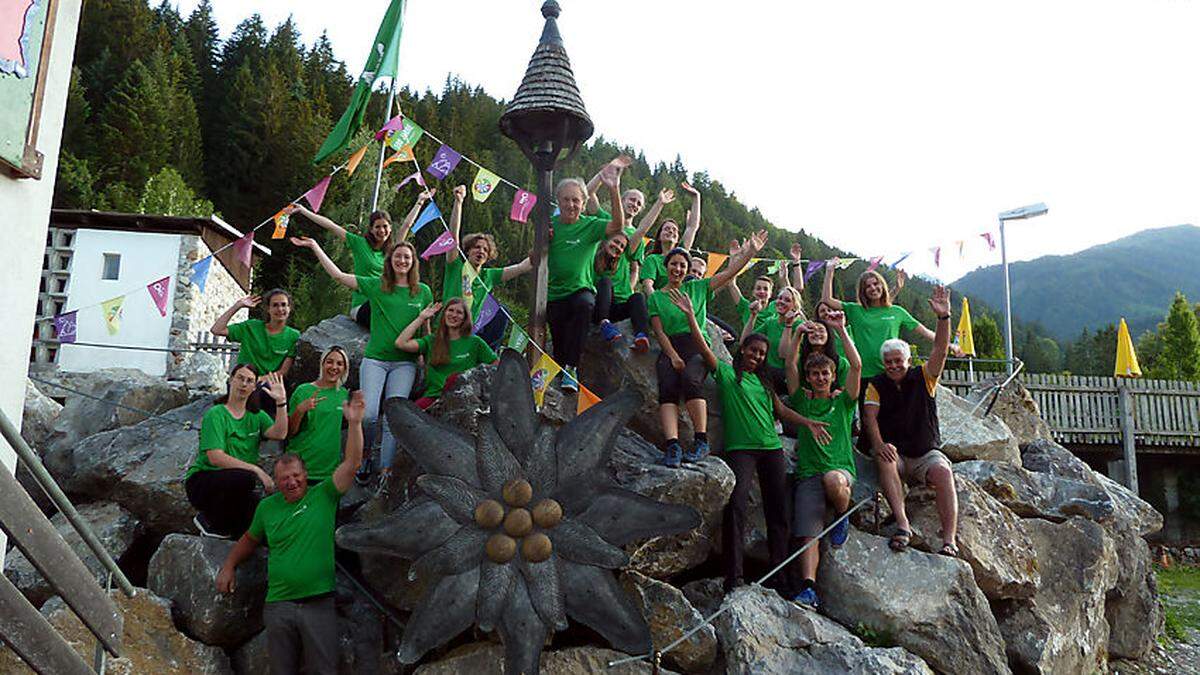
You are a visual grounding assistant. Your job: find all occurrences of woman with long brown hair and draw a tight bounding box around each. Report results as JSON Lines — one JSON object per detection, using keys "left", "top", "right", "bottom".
{"left": 395, "top": 298, "right": 498, "bottom": 410}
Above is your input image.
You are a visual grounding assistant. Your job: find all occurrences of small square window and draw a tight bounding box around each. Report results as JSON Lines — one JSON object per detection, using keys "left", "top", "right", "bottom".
{"left": 102, "top": 253, "right": 120, "bottom": 280}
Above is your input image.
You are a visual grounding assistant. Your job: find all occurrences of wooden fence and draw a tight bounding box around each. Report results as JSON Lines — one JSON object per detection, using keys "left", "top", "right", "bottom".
{"left": 190, "top": 332, "right": 238, "bottom": 372}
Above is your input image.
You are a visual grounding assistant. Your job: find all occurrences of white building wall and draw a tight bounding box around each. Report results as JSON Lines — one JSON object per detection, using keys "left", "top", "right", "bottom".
{"left": 165, "top": 233, "right": 248, "bottom": 379}
{"left": 57, "top": 229, "right": 183, "bottom": 376}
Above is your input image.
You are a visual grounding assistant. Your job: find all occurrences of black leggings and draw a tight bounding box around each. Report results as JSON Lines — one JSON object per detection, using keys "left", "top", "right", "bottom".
{"left": 546, "top": 289, "right": 596, "bottom": 368}
{"left": 185, "top": 468, "right": 260, "bottom": 537}
{"left": 722, "top": 449, "right": 795, "bottom": 593}
{"left": 656, "top": 333, "right": 709, "bottom": 404}
{"left": 353, "top": 303, "right": 371, "bottom": 329}
{"left": 593, "top": 277, "right": 650, "bottom": 336}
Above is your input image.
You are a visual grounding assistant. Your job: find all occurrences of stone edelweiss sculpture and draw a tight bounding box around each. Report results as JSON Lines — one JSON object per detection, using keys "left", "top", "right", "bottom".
{"left": 336, "top": 350, "right": 701, "bottom": 673}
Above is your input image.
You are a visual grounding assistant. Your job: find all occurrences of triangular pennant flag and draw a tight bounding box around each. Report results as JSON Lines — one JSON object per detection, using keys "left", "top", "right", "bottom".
{"left": 510, "top": 190, "right": 537, "bottom": 223}
{"left": 891, "top": 252, "right": 912, "bottom": 268}
{"left": 190, "top": 257, "right": 212, "bottom": 292}
{"left": 411, "top": 201, "right": 442, "bottom": 234}
{"left": 835, "top": 258, "right": 857, "bottom": 270}
{"left": 1115, "top": 318, "right": 1142, "bottom": 378}
{"left": 704, "top": 252, "right": 729, "bottom": 279}
{"left": 382, "top": 145, "right": 415, "bottom": 168}
{"left": 955, "top": 240, "right": 965, "bottom": 259}
{"left": 471, "top": 167, "right": 500, "bottom": 202}
{"left": 473, "top": 294, "right": 500, "bottom": 333}
{"left": 642, "top": 236, "right": 653, "bottom": 250}
{"left": 101, "top": 296, "right": 124, "bottom": 336}
{"left": 930, "top": 247, "right": 941, "bottom": 267}
{"left": 426, "top": 143, "right": 463, "bottom": 180}
{"left": 529, "top": 353, "right": 562, "bottom": 408}
{"left": 395, "top": 170, "right": 425, "bottom": 191}
{"left": 271, "top": 210, "right": 290, "bottom": 239}
{"left": 507, "top": 324, "right": 529, "bottom": 353}
{"left": 803, "top": 259, "right": 825, "bottom": 283}
{"left": 147, "top": 276, "right": 171, "bottom": 317}
{"left": 420, "top": 230, "right": 456, "bottom": 259}
{"left": 302, "top": 175, "right": 332, "bottom": 213}
{"left": 577, "top": 385, "right": 602, "bottom": 416}
{"left": 460, "top": 261, "right": 480, "bottom": 299}
{"left": 52, "top": 311, "right": 78, "bottom": 344}
{"left": 387, "top": 118, "right": 424, "bottom": 150}
{"left": 345, "top": 144, "right": 370, "bottom": 176}
{"left": 375, "top": 114, "right": 403, "bottom": 141}
{"left": 235, "top": 231, "right": 255, "bottom": 268}
{"left": 980, "top": 232, "right": 996, "bottom": 251}
{"left": 956, "top": 297, "right": 976, "bottom": 357}
{"left": 866, "top": 255, "right": 884, "bottom": 273}
{"left": 766, "top": 260, "right": 781, "bottom": 275}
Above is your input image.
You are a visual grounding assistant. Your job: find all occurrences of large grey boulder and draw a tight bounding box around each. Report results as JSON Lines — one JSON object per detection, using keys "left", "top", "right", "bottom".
{"left": 433, "top": 362, "right": 573, "bottom": 435}
{"left": 968, "top": 378, "right": 1052, "bottom": 446}
{"left": 21, "top": 377, "right": 61, "bottom": 451}
{"left": 1104, "top": 523, "right": 1164, "bottom": 659}
{"left": 936, "top": 386, "right": 1020, "bottom": 464}
{"left": 905, "top": 476, "right": 1039, "bottom": 600}
{"left": 954, "top": 460, "right": 1114, "bottom": 523}
{"left": 147, "top": 533, "right": 267, "bottom": 648}
{"left": 816, "top": 531, "right": 1010, "bottom": 675}
{"left": 993, "top": 518, "right": 1118, "bottom": 674}
{"left": 292, "top": 314, "right": 369, "bottom": 390}
{"left": 619, "top": 571, "right": 717, "bottom": 673}
{"left": 4, "top": 502, "right": 143, "bottom": 608}
{"left": 177, "top": 350, "right": 229, "bottom": 395}
{"left": 230, "top": 631, "right": 268, "bottom": 675}
{"left": 414, "top": 643, "right": 680, "bottom": 674}
{"left": 44, "top": 368, "right": 190, "bottom": 452}
{"left": 713, "top": 586, "right": 933, "bottom": 674}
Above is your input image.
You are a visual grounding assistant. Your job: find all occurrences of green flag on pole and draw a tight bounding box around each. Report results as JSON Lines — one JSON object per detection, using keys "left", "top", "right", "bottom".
{"left": 313, "top": 0, "right": 406, "bottom": 164}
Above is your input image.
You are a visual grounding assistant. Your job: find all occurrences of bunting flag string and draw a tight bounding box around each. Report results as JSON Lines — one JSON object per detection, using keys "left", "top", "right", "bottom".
{"left": 472, "top": 294, "right": 500, "bottom": 333}
{"left": 302, "top": 175, "right": 332, "bottom": 213}
{"left": 866, "top": 255, "right": 884, "bottom": 273}
{"left": 506, "top": 323, "right": 530, "bottom": 352}
{"left": 271, "top": 209, "right": 291, "bottom": 240}
{"left": 411, "top": 201, "right": 442, "bottom": 234}
{"left": 147, "top": 277, "right": 171, "bottom": 317}
{"left": 375, "top": 114, "right": 403, "bottom": 141}
{"left": 426, "top": 143, "right": 463, "bottom": 180}
{"left": 420, "top": 230, "right": 457, "bottom": 259}
{"left": 190, "top": 257, "right": 212, "bottom": 293}
{"left": 345, "top": 144, "right": 370, "bottom": 176}
{"left": 577, "top": 385, "right": 602, "bottom": 415}
{"left": 981, "top": 232, "right": 996, "bottom": 251}
{"left": 235, "top": 231, "right": 255, "bottom": 269}
{"left": 955, "top": 240, "right": 965, "bottom": 260}
{"left": 53, "top": 311, "right": 77, "bottom": 344}
{"left": 471, "top": 167, "right": 500, "bottom": 202}
{"left": 510, "top": 190, "right": 537, "bottom": 223}
{"left": 703, "top": 253, "right": 728, "bottom": 279}
{"left": 101, "top": 296, "right": 124, "bottom": 335}
{"left": 529, "top": 353, "right": 562, "bottom": 409}
{"left": 803, "top": 259, "right": 825, "bottom": 283}
{"left": 931, "top": 246, "right": 942, "bottom": 268}
{"left": 395, "top": 170, "right": 426, "bottom": 191}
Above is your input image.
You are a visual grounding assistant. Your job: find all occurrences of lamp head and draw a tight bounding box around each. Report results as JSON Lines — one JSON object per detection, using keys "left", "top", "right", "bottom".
{"left": 998, "top": 203, "right": 1048, "bottom": 221}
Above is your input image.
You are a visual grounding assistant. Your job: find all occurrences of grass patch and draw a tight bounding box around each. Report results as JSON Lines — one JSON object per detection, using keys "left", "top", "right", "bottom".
{"left": 1157, "top": 565, "right": 1200, "bottom": 644}
{"left": 851, "top": 622, "right": 896, "bottom": 648}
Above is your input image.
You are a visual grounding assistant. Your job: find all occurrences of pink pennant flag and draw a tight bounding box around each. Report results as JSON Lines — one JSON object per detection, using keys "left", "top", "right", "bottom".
{"left": 302, "top": 175, "right": 332, "bottom": 213}
{"left": 395, "top": 170, "right": 425, "bottom": 191}
{"left": 510, "top": 190, "right": 537, "bottom": 223}
{"left": 235, "top": 231, "right": 255, "bottom": 269}
{"left": 375, "top": 114, "right": 403, "bottom": 141}
{"left": 420, "top": 230, "right": 457, "bottom": 260}
{"left": 980, "top": 232, "right": 996, "bottom": 251}
{"left": 930, "top": 246, "right": 942, "bottom": 267}
{"left": 866, "top": 255, "right": 884, "bottom": 273}
{"left": 147, "top": 277, "right": 171, "bottom": 317}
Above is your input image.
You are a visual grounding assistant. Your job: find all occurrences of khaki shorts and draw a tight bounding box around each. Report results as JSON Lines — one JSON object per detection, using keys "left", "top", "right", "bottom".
{"left": 898, "top": 450, "right": 951, "bottom": 487}
{"left": 792, "top": 469, "right": 855, "bottom": 538}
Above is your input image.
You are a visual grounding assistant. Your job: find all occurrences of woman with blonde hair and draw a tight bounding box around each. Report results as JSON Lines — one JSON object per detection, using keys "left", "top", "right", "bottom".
{"left": 742, "top": 284, "right": 806, "bottom": 394}
{"left": 286, "top": 346, "right": 351, "bottom": 484}
{"left": 395, "top": 298, "right": 498, "bottom": 410}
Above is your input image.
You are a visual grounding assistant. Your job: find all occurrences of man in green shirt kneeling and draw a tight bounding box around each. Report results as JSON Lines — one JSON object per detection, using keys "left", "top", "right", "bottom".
{"left": 216, "top": 391, "right": 365, "bottom": 674}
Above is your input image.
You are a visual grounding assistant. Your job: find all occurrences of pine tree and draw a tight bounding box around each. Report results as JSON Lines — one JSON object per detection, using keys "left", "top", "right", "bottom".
{"left": 1147, "top": 292, "right": 1200, "bottom": 381}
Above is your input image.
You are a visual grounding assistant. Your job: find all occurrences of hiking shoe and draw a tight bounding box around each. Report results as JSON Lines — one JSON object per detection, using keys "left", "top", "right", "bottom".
{"left": 560, "top": 366, "right": 579, "bottom": 392}
{"left": 659, "top": 441, "right": 683, "bottom": 468}
{"left": 633, "top": 333, "right": 650, "bottom": 353}
{"left": 830, "top": 513, "right": 850, "bottom": 548}
{"left": 374, "top": 473, "right": 391, "bottom": 499}
{"left": 682, "top": 438, "right": 710, "bottom": 463}
{"left": 599, "top": 320, "right": 623, "bottom": 344}
{"left": 193, "top": 514, "right": 229, "bottom": 540}
{"left": 354, "top": 463, "right": 372, "bottom": 486}
{"left": 793, "top": 587, "right": 820, "bottom": 609}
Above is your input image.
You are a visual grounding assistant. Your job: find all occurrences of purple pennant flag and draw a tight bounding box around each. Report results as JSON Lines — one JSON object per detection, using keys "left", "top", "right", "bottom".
{"left": 510, "top": 190, "right": 537, "bottom": 223}
{"left": 473, "top": 294, "right": 500, "bottom": 332}
{"left": 803, "top": 259, "right": 826, "bottom": 283}
{"left": 375, "top": 114, "right": 403, "bottom": 141}
{"left": 426, "top": 144, "right": 463, "bottom": 180}
{"left": 420, "top": 230, "right": 457, "bottom": 260}
{"left": 52, "top": 311, "right": 78, "bottom": 344}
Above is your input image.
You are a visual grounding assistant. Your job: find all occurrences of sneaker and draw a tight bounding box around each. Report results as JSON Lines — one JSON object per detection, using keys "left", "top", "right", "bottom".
{"left": 374, "top": 472, "right": 391, "bottom": 498}
{"left": 633, "top": 333, "right": 650, "bottom": 353}
{"left": 599, "top": 321, "right": 623, "bottom": 344}
{"left": 355, "top": 464, "right": 372, "bottom": 486}
{"left": 682, "top": 438, "right": 710, "bottom": 463}
{"left": 560, "top": 366, "right": 579, "bottom": 392}
{"left": 659, "top": 441, "right": 683, "bottom": 468}
{"left": 793, "top": 587, "right": 820, "bottom": 609}
{"left": 193, "top": 514, "right": 229, "bottom": 540}
{"left": 830, "top": 513, "right": 850, "bottom": 548}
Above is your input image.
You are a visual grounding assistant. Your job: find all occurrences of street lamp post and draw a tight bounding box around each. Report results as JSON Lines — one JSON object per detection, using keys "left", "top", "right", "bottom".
{"left": 997, "top": 202, "right": 1048, "bottom": 373}
{"left": 499, "top": 1, "right": 593, "bottom": 355}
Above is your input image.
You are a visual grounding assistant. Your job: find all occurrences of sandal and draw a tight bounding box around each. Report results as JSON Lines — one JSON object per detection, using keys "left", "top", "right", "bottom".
{"left": 938, "top": 542, "right": 959, "bottom": 558}
{"left": 889, "top": 529, "right": 911, "bottom": 552}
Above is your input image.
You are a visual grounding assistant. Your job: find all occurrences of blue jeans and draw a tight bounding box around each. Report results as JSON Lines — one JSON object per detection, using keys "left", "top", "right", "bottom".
{"left": 359, "top": 357, "right": 417, "bottom": 472}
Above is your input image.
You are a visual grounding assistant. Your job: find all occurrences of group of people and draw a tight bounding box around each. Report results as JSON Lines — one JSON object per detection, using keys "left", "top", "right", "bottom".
{"left": 183, "top": 155, "right": 966, "bottom": 671}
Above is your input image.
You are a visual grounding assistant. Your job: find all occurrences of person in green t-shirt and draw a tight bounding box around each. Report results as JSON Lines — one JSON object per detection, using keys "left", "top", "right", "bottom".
{"left": 395, "top": 298, "right": 499, "bottom": 409}
{"left": 185, "top": 364, "right": 289, "bottom": 538}
{"left": 292, "top": 236, "right": 432, "bottom": 494}
{"left": 788, "top": 319, "right": 851, "bottom": 391}
{"left": 784, "top": 308, "right": 862, "bottom": 609}
{"left": 286, "top": 346, "right": 350, "bottom": 483}
{"left": 740, "top": 284, "right": 806, "bottom": 394}
{"left": 724, "top": 242, "right": 806, "bottom": 330}
{"left": 211, "top": 290, "right": 301, "bottom": 416}
{"left": 639, "top": 181, "right": 704, "bottom": 294}
{"left": 647, "top": 230, "right": 767, "bottom": 468}
{"left": 217, "top": 391, "right": 366, "bottom": 674}
{"left": 669, "top": 288, "right": 830, "bottom": 597}
{"left": 443, "top": 185, "right": 532, "bottom": 348}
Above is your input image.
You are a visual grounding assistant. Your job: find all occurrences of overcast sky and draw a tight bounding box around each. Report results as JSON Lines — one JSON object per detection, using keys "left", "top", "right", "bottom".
{"left": 178, "top": 0, "right": 1200, "bottom": 281}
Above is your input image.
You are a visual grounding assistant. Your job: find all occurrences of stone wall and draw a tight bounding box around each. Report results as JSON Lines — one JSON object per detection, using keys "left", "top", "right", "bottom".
{"left": 167, "top": 234, "right": 248, "bottom": 380}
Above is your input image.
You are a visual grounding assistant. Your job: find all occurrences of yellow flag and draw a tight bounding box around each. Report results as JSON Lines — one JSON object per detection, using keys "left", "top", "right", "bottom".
{"left": 382, "top": 145, "right": 415, "bottom": 168}
{"left": 835, "top": 258, "right": 857, "bottom": 270}
{"left": 955, "top": 297, "right": 975, "bottom": 357}
{"left": 577, "top": 385, "right": 602, "bottom": 415}
{"left": 1115, "top": 317, "right": 1142, "bottom": 378}
{"left": 345, "top": 144, "right": 370, "bottom": 176}
{"left": 471, "top": 167, "right": 501, "bottom": 202}
{"left": 460, "top": 261, "right": 479, "bottom": 299}
{"left": 704, "top": 252, "right": 728, "bottom": 279}
{"left": 101, "top": 296, "right": 124, "bottom": 335}
{"left": 529, "top": 353, "right": 562, "bottom": 408}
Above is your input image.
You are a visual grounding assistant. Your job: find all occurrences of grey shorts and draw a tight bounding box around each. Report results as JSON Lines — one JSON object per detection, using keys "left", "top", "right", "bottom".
{"left": 792, "top": 469, "right": 854, "bottom": 538}
{"left": 898, "top": 449, "right": 952, "bottom": 486}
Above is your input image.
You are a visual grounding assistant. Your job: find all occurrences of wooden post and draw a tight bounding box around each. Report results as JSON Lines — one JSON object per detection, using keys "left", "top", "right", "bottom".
{"left": 0, "top": 576, "right": 93, "bottom": 675}
{"left": 527, "top": 146, "right": 554, "bottom": 357}
{"left": 1117, "top": 382, "right": 1139, "bottom": 493}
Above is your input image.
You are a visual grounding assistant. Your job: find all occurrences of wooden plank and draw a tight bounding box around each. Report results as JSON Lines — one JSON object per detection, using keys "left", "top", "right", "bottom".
{"left": 0, "top": 575, "right": 93, "bottom": 675}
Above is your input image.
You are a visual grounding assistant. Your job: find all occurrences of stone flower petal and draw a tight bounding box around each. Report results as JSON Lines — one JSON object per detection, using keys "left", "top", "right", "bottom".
{"left": 519, "top": 555, "right": 567, "bottom": 631}
{"left": 560, "top": 560, "right": 653, "bottom": 655}
{"left": 411, "top": 526, "right": 487, "bottom": 581}
{"left": 476, "top": 559, "right": 517, "bottom": 632}
{"left": 476, "top": 418, "right": 523, "bottom": 493}
{"left": 335, "top": 498, "right": 457, "bottom": 559}
{"left": 552, "top": 475, "right": 616, "bottom": 518}
{"left": 555, "top": 389, "right": 641, "bottom": 485}
{"left": 491, "top": 350, "right": 539, "bottom": 460}
{"left": 416, "top": 474, "right": 490, "bottom": 524}
{"left": 577, "top": 487, "right": 701, "bottom": 546}
{"left": 386, "top": 398, "right": 481, "bottom": 486}
{"left": 524, "top": 425, "right": 559, "bottom": 497}
{"left": 499, "top": 574, "right": 549, "bottom": 675}
{"left": 397, "top": 567, "right": 481, "bottom": 664}
{"left": 547, "top": 519, "right": 629, "bottom": 569}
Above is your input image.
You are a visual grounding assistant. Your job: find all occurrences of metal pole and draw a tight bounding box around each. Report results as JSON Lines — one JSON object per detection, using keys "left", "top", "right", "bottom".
{"left": 370, "top": 80, "right": 398, "bottom": 211}
{"left": 1117, "top": 382, "right": 1139, "bottom": 493}
{"left": 527, "top": 145, "right": 554, "bottom": 355}
{"left": 999, "top": 216, "right": 1014, "bottom": 374}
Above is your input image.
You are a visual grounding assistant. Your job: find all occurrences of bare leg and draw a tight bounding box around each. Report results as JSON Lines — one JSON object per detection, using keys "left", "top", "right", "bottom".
{"left": 876, "top": 456, "right": 910, "bottom": 533}
{"left": 659, "top": 403, "right": 679, "bottom": 440}
{"left": 823, "top": 471, "right": 851, "bottom": 513}
{"left": 798, "top": 537, "right": 819, "bottom": 580}
{"left": 927, "top": 465, "right": 959, "bottom": 546}
{"left": 684, "top": 398, "right": 708, "bottom": 433}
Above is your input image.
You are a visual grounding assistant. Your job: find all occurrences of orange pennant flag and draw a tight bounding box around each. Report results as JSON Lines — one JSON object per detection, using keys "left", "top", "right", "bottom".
{"left": 577, "top": 385, "right": 602, "bottom": 415}
{"left": 382, "top": 145, "right": 415, "bottom": 168}
{"left": 704, "top": 252, "right": 728, "bottom": 278}
{"left": 345, "top": 144, "right": 370, "bottom": 176}
{"left": 271, "top": 209, "right": 290, "bottom": 239}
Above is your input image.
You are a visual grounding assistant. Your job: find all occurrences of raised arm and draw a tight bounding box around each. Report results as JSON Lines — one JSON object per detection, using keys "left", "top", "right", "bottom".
{"left": 923, "top": 285, "right": 953, "bottom": 380}
{"left": 630, "top": 188, "right": 674, "bottom": 245}
{"left": 262, "top": 373, "right": 289, "bottom": 440}
{"left": 290, "top": 203, "right": 346, "bottom": 241}
{"left": 679, "top": 182, "right": 702, "bottom": 249}
{"left": 785, "top": 322, "right": 808, "bottom": 396}
{"left": 395, "top": 303, "right": 441, "bottom": 353}
{"left": 211, "top": 295, "right": 258, "bottom": 337}
{"left": 585, "top": 155, "right": 632, "bottom": 215}
{"left": 788, "top": 243, "right": 805, "bottom": 293}
{"left": 821, "top": 257, "right": 844, "bottom": 310}
{"left": 396, "top": 189, "right": 435, "bottom": 242}
{"left": 740, "top": 299, "right": 765, "bottom": 345}
{"left": 332, "top": 392, "right": 365, "bottom": 493}
{"left": 600, "top": 164, "right": 626, "bottom": 236}
{"left": 669, "top": 290, "right": 718, "bottom": 371}
{"left": 827, "top": 310, "right": 863, "bottom": 400}
{"left": 288, "top": 388, "right": 324, "bottom": 438}
{"left": 711, "top": 230, "right": 768, "bottom": 291}
{"left": 290, "top": 237, "right": 358, "bottom": 290}
{"left": 500, "top": 256, "right": 533, "bottom": 282}
{"left": 445, "top": 185, "right": 467, "bottom": 263}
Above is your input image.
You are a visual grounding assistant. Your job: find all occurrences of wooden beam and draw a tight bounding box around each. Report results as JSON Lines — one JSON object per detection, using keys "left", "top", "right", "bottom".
{"left": 0, "top": 575, "right": 93, "bottom": 675}
{"left": 1117, "top": 383, "right": 1139, "bottom": 493}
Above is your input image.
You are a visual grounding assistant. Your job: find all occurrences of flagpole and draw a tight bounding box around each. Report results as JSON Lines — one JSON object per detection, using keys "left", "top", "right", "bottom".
{"left": 371, "top": 80, "right": 397, "bottom": 211}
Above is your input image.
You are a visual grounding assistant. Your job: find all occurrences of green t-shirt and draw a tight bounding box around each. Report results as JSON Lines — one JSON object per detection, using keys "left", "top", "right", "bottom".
{"left": 416, "top": 334, "right": 497, "bottom": 398}
{"left": 227, "top": 319, "right": 300, "bottom": 374}
{"left": 787, "top": 389, "right": 856, "bottom": 479}
{"left": 186, "top": 405, "right": 273, "bottom": 478}
{"left": 548, "top": 212, "right": 610, "bottom": 301}
{"left": 713, "top": 362, "right": 782, "bottom": 452}
{"left": 641, "top": 253, "right": 669, "bottom": 290}
{"left": 345, "top": 232, "right": 385, "bottom": 309}
{"left": 442, "top": 257, "right": 506, "bottom": 320}
{"left": 286, "top": 383, "right": 349, "bottom": 481}
{"left": 842, "top": 302, "right": 919, "bottom": 379}
{"left": 647, "top": 278, "right": 713, "bottom": 337}
{"left": 356, "top": 276, "right": 433, "bottom": 362}
{"left": 248, "top": 477, "right": 342, "bottom": 602}
{"left": 756, "top": 312, "right": 801, "bottom": 370}
{"left": 598, "top": 225, "right": 644, "bottom": 302}
{"left": 735, "top": 297, "right": 775, "bottom": 333}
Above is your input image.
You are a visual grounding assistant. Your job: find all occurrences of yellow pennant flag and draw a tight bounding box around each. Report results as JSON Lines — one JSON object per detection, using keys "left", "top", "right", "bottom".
{"left": 471, "top": 167, "right": 501, "bottom": 202}
{"left": 382, "top": 145, "right": 415, "bottom": 168}
{"left": 345, "top": 144, "right": 370, "bottom": 176}
{"left": 101, "top": 296, "right": 124, "bottom": 335}
{"left": 460, "top": 261, "right": 479, "bottom": 299}
{"left": 704, "top": 252, "right": 728, "bottom": 278}
{"left": 1115, "top": 317, "right": 1142, "bottom": 378}
{"left": 642, "top": 236, "right": 653, "bottom": 251}
{"left": 835, "top": 258, "right": 857, "bottom": 270}
{"left": 529, "top": 353, "right": 562, "bottom": 408}
{"left": 955, "top": 297, "right": 975, "bottom": 357}
{"left": 577, "top": 385, "right": 602, "bottom": 415}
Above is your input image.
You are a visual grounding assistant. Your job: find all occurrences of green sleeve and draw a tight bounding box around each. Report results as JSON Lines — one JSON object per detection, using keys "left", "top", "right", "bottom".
{"left": 255, "top": 410, "right": 274, "bottom": 437}
{"left": 322, "top": 472, "right": 346, "bottom": 498}
{"left": 284, "top": 328, "right": 300, "bottom": 357}
{"left": 287, "top": 383, "right": 310, "bottom": 414}
{"left": 736, "top": 297, "right": 751, "bottom": 326}
{"left": 416, "top": 334, "right": 433, "bottom": 357}
{"left": 483, "top": 267, "right": 505, "bottom": 292}
{"left": 198, "top": 407, "right": 224, "bottom": 451}
{"left": 476, "top": 336, "right": 498, "bottom": 363}
{"left": 225, "top": 320, "right": 250, "bottom": 344}
{"left": 442, "top": 257, "right": 464, "bottom": 299}
{"left": 897, "top": 306, "right": 920, "bottom": 331}
{"left": 647, "top": 292, "right": 662, "bottom": 318}
{"left": 702, "top": 278, "right": 714, "bottom": 301}
{"left": 355, "top": 275, "right": 380, "bottom": 300}
{"left": 247, "top": 502, "right": 266, "bottom": 542}
{"left": 345, "top": 232, "right": 368, "bottom": 260}
{"left": 588, "top": 213, "right": 610, "bottom": 243}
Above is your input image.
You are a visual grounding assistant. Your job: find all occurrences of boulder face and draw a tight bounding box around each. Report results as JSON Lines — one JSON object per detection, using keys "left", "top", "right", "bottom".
{"left": 619, "top": 571, "right": 717, "bottom": 673}
{"left": 936, "top": 386, "right": 1020, "bottom": 464}
{"left": 1103, "top": 523, "right": 1164, "bottom": 660}
{"left": 413, "top": 643, "right": 680, "bottom": 675}
{"left": 433, "top": 362, "right": 573, "bottom": 435}
{"left": 968, "top": 378, "right": 1052, "bottom": 446}
{"left": 292, "top": 314, "right": 370, "bottom": 390}
{"left": 21, "top": 377, "right": 62, "bottom": 451}
{"left": 954, "top": 459, "right": 1115, "bottom": 524}
{"left": 43, "top": 368, "right": 190, "bottom": 453}
{"left": 816, "top": 531, "right": 1010, "bottom": 675}
{"left": 147, "top": 533, "right": 267, "bottom": 648}
{"left": 713, "top": 586, "right": 933, "bottom": 675}
{"left": 3, "top": 501, "right": 143, "bottom": 608}
{"left": 905, "top": 476, "right": 1039, "bottom": 601}
{"left": 994, "top": 518, "right": 1118, "bottom": 675}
